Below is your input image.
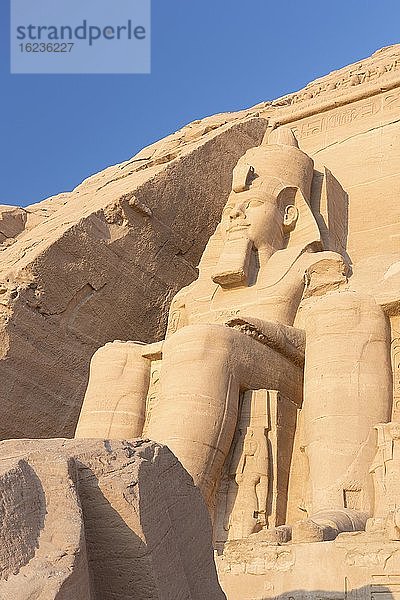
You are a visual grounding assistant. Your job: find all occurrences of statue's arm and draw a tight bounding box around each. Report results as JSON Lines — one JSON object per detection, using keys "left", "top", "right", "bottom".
{"left": 225, "top": 316, "right": 305, "bottom": 367}
{"left": 235, "top": 453, "right": 246, "bottom": 482}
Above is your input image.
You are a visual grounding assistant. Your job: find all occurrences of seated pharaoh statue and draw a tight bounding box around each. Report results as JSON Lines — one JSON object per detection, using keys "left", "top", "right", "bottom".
{"left": 75, "top": 127, "right": 393, "bottom": 545}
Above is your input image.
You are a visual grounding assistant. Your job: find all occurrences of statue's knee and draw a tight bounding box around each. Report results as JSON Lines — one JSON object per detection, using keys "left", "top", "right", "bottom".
{"left": 91, "top": 340, "right": 145, "bottom": 364}
{"left": 87, "top": 341, "right": 150, "bottom": 386}
{"left": 97, "top": 339, "right": 145, "bottom": 354}
{"left": 164, "top": 324, "right": 232, "bottom": 358}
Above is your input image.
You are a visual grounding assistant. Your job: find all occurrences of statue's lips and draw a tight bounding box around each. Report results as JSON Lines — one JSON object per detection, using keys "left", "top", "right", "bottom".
{"left": 226, "top": 222, "right": 250, "bottom": 233}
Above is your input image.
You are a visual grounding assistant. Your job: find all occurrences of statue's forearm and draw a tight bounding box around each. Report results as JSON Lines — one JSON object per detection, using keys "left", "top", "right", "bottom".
{"left": 225, "top": 316, "right": 305, "bottom": 366}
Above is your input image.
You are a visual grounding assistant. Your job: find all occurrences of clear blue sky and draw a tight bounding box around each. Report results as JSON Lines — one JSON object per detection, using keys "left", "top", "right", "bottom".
{"left": 1, "top": 0, "right": 399, "bottom": 207}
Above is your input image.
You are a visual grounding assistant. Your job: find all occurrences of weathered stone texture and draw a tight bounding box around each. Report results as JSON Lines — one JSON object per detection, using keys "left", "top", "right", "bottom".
{"left": 0, "top": 453, "right": 90, "bottom": 599}
{"left": 0, "top": 438, "right": 225, "bottom": 600}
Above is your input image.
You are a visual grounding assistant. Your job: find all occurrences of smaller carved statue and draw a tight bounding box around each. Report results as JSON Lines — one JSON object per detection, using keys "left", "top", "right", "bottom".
{"left": 225, "top": 427, "right": 269, "bottom": 540}
{"left": 370, "top": 421, "right": 400, "bottom": 540}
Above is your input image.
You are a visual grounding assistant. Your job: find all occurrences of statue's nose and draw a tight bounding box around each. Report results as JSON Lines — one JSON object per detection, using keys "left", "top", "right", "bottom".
{"left": 229, "top": 203, "right": 245, "bottom": 219}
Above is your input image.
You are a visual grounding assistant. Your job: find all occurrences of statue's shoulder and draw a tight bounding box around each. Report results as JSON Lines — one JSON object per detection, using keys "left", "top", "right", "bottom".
{"left": 301, "top": 249, "right": 348, "bottom": 272}
{"left": 170, "top": 280, "right": 197, "bottom": 307}
{"left": 301, "top": 250, "right": 349, "bottom": 301}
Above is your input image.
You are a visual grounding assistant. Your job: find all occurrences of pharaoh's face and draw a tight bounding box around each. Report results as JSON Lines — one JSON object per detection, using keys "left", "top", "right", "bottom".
{"left": 221, "top": 189, "right": 284, "bottom": 250}
{"left": 243, "top": 431, "right": 257, "bottom": 455}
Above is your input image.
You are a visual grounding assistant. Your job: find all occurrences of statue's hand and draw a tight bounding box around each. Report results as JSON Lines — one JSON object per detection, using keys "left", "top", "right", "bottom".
{"left": 225, "top": 316, "right": 305, "bottom": 367}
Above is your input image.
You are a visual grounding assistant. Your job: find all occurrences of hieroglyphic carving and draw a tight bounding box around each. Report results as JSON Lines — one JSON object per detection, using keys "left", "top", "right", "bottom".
{"left": 269, "top": 49, "right": 400, "bottom": 109}
{"left": 291, "top": 89, "right": 400, "bottom": 141}
{"left": 293, "top": 97, "right": 381, "bottom": 139}
{"left": 391, "top": 316, "right": 400, "bottom": 421}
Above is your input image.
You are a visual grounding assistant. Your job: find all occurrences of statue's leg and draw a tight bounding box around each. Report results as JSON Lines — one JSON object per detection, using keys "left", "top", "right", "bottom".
{"left": 145, "top": 323, "right": 303, "bottom": 510}
{"left": 75, "top": 341, "right": 150, "bottom": 439}
{"left": 294, "top": 291, "right": 392, "bottom": 542}
{"left": 145, "top": 324, "right": 240, "bottom": 508}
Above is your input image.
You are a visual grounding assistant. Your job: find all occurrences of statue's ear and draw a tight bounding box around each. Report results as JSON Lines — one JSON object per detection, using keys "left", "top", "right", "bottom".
{"left": 280, "top": 187, "right": 322, "bottom": 250}
{"left": 283, "top": 204, "right": 299, "bottom": 232}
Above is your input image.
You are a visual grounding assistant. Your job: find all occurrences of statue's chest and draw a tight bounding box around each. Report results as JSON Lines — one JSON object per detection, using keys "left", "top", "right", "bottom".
{"left": 186, "top": 284, "right": 299, "bottom": 326}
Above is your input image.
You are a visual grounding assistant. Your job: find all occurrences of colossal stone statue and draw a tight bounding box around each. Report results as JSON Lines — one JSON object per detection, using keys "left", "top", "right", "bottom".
{"left": 75, "top": 126, "right": 392, "bottom": 545}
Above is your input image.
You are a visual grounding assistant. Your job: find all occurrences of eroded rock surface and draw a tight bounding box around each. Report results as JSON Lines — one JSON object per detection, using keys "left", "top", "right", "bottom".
{"left": 0, "top": 438, "right": 225, "bottom": 600}
{"left": 0, "top": 454, "right": 90, "bottom": 600}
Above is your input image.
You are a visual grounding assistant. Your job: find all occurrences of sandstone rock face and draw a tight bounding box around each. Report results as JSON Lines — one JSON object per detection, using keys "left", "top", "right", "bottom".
{"left": 0, "top": 453, "right": 90, "bottom": 599}
{"left": 0, "top": 205, "right": 27, "bottom": 244}
{"left": 0, "top": 438, "right": 225, "bottom": 600}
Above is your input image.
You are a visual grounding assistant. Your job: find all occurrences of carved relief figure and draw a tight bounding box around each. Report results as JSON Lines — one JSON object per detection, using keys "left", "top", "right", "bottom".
{"left": 369, "top": 421, "right": 400, "bottom": 540}
{"left": 225, "top": 426, "right": 269, "bottom": 541}
{"left": 75, "top": 126, "right": 393, "bottom": 543}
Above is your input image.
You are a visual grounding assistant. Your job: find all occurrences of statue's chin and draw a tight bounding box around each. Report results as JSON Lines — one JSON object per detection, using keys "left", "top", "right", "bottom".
{"left": 212, "top": 236, "right": 253, "bottom": 288}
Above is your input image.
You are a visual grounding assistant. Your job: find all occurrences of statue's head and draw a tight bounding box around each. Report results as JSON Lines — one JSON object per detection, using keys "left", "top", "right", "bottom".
{"left": 243, "top": 429, "right": 257, "bottom": 455}
{"left": 221, "top": 180, "right": 300, "bottom": 252}
{"left": 388, "top": 422, "right": 400, "bottom": 441}
{"left": 211, "top": 127, "right": 322, "bottom": 287}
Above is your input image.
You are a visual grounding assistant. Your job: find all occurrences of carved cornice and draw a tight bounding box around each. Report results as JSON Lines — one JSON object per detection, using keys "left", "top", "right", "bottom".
{"left": 251, "top": 44, "right": 400, "bottom": 126}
